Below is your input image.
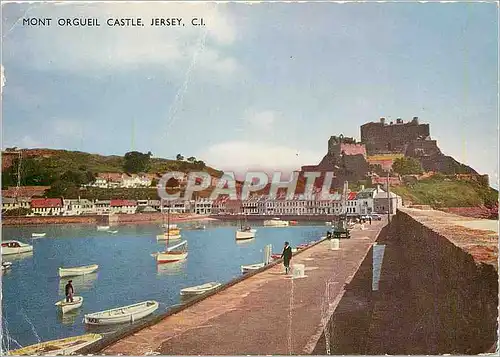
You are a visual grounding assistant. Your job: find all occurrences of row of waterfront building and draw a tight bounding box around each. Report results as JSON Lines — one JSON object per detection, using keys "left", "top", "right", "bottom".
{"left": 2, "top": 185, "right": 402, "bottom": 217}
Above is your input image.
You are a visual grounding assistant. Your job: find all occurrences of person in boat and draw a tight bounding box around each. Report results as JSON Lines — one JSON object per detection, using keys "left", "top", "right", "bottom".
{"left": 65, "top": 280, "right": 74, "bottom": 303}
{"left": 281, "top": 241, "right": 293, "bottom": 274}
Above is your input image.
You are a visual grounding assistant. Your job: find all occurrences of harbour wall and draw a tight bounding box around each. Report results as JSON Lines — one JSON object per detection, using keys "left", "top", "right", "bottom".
{"left": 315, "top": 208, "right": 498, "bottom": 354}
{"left": 1, "top": 213, "right": 210, "bottom": 227}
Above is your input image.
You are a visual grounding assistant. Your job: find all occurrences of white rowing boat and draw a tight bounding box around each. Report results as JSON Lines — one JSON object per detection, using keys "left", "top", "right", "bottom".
{"left": 83, "top": 300, "right": 159, "bottom": 326}
{"left": 2, "top": 261, "right": 13, "bottom": 271}
{"left": 263, "top": 218, "right": 289, "bottom": 227}
{"left": 240, "top": 263, "right": 265, "bottom": 274}
{"left": 107, "top": 230, "right": 118, "bottom": 234}
{"left": 58, "top": 264, "right": 99, "bottom": 277}
{"left": 7, "top": 333, "right": 102, "bottom": 356}
{"left": 235, "top": 228, "right": 256, "bottom": 240}
{"left": 96, "top": 226, "right": 110, "bottom": 231}
{"left": 32, "top": 233, "right": 47, "bottom": 238}
{"left": 55, "top": 296, "right": 83, "bottom": 314}
{"left": 1, "top": 240, "right": 33, "bottom": 255}
{"left": 180, "top": 282, "right": 222, "bottom": 297}
{"left": 156, "top": 240, "right": 188, "bottom": 263}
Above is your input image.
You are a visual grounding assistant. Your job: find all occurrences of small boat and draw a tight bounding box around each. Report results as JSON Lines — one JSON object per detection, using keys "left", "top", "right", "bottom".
{"left": 84, "top": 300, "right": 159, "bottom": 326}
{"left": 289, "top": 220, "right": 298, "bottom": 225}
{"left": 180, "top": 282, "right": 222, "bottom": 297}
{"left": 162, "top": 223, "right": 178, "bottom": 229}
{"left": 193, "top": 224, "right": 206, "bottom": 230}
{"left": 59, "top": 264, "right": 99, "bottom": 278}
{"left": 2, "top": 261, "right": 13, "bottom": 270}
{"left": 96, "top": 226, "right": 110, "bottom": 231}
{"left": 55, "top": 296, "right": 84, "bottom": 314}
{"left": 156, "top": 240, "right": 188, "bottom": 263}
{"left": 32, "top": 233, "right": 46, "bottom": 238}
{"left": 1, "top": 240, "right": 33, "bottom": 255}
{"left": 235, "top": 228, "right": 256, "bottom": 240}
{"left": 263, "top": 218, "right": 289, "bottom": 227}
{"left": 107, "top": 230, "right": 118, "bottom": 234}
{"left": 7, "top": 333, "right": 102, "bottom": 355}
{"left": 241, "top": 263, "right": 265, "bottom": 274}
{"left": 156, "top": 231, "right": 182, "bottom": 241}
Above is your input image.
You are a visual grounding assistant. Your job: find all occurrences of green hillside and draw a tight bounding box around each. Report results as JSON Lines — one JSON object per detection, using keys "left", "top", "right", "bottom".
{"left": 2, "top": 149, "right": 223, "bottom": 189}
{"left": 390, "top": 176, "right": 498, "bottom": 208}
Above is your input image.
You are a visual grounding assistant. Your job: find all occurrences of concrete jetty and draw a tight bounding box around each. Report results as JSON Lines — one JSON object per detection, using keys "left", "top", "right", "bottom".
{"left": 99, "top": 220, "right": 385, "bottom": 355}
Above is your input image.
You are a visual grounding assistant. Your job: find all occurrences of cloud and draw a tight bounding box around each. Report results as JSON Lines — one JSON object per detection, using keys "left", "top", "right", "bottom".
{"left": 201, "top": 140, "right": 323, "bottom": 176}
{"left": 245, "top": 110, "right": 277, "bottom": 131}
{"left": 3, "top": 2, "right": 240, "bottom": 77}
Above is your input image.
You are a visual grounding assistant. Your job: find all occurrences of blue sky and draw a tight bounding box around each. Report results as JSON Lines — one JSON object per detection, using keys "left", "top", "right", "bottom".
{"left": 1, "top": 2, "right": 498, "bottom": 187}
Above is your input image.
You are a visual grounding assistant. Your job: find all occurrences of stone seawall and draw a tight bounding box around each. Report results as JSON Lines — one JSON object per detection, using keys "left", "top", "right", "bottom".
{"left": 2, "top": 214, "right": 211, "bottom": 226}
{"left": 2, "top": 215, "right": 98, "bottom": 226}
{"left": 321, "top": 208, "right": 498, "bottom": 354}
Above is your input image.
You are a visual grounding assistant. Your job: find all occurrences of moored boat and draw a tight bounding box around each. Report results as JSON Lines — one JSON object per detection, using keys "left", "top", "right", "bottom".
{"left": 58, "top": 264, "right": 99, "bottom": 278}
{"left": 156, "top": 230, "right": 182, "bottom": 241}
{"left": 235, "top": 228, "right": 256, "bottom": 240}
{"left": 2, "top": 261, "right": 13, "bottom": 270}
{"left": 156, "top": 240, "right": 188, "bottom": 263}
{"left": 83, "top": 300, "right": 159, "bottom": 325}
{"left": 1, "top": 240, "right": 33, "bottom": 255}
{"left": 240, "top": 263, "right": 265, "bottom": 274}
{"left": 55, "top": 296, "right": 83, "bottom": 314}
{"left": 96, "top": 226, "right": 110, "bottom": 231}
{"left": 263, "top": 218, "right": 289, "bottom": 227}
{"left": 32, "top": 233, "right": 47, "bottom": 238}
{"left": 6, "top": 333, "right": 102, "bottom": 356}
{"left": 107, "top": 230, "right": 118, "bottom": 234}
{"left": 180, "top": 282, "right": 222, "bottom": 297}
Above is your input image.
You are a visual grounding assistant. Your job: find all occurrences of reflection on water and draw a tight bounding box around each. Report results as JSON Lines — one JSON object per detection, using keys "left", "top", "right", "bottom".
{"left": 57, "top": 310, "right": 80, "bottom": 326}
{"left": 235, "top": 238, "right": 255, "bottom": 245}
{"left": 157, "top": 261, "right": 187, "bottom": 276}
{"left": 58, "top": 273, "right": 98, "bottom": 296}
{"left": 2, "top": 251, "right": 33, "bottom": 262}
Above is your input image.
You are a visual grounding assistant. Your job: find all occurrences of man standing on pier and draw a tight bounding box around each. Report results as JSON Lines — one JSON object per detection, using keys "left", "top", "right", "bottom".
{"left": 281, "top": 241, "right": 292, "bottom": 274}
{"left": 65, "top": 280, "right": 74, "bottom": 302}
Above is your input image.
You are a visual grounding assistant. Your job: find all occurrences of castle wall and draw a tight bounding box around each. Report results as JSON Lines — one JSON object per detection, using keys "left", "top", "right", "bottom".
{"left": 361, "top": 121, "right": 430, "bottom": 154}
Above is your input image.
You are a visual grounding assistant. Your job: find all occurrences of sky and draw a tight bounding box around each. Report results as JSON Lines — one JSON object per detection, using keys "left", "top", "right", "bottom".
{"left": 1, "top": 1, "right": 498, "bottom": 187}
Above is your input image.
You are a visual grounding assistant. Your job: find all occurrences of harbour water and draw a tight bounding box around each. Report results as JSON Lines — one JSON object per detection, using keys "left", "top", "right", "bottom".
{"left": 1, "top": 221, "right": 325, "bottom": 350}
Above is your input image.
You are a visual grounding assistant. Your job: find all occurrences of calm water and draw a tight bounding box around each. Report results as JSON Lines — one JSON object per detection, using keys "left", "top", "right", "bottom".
{"left": 1, "top": 220, "right": 325, "bottom": 349}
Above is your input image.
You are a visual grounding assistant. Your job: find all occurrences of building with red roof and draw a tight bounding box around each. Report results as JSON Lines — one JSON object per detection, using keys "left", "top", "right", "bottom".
{"left": 30, "top": 198, "right": 64, "bottom": 216}
{"left": 110, "top": 199, "right": 137, "bottom": 214}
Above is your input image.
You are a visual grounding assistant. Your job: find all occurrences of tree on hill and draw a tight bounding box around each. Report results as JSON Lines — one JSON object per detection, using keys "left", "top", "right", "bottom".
{"left": 2, "top": 158, "right": 53, "bottom": 188}
{"left": 123, "top": 151, "right": 152, "bottom": 174}
{"left": 45, "top": 180, "right": 79, "bottom": 198}
{"left": 392, "top": 157, "right": 424, "bottom": 175}
{"left": 176, "top": 154, "right": 184, "bottom": 161}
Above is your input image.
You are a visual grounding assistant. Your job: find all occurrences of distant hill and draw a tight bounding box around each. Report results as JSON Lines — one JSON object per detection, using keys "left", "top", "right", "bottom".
{"left": 1, "top": 148, "right": 224, "bottom": 188}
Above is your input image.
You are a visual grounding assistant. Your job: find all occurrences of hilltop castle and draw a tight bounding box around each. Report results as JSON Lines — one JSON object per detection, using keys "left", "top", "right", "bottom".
{"left": 301, "top": 117, "right": 477, "bottom": 187}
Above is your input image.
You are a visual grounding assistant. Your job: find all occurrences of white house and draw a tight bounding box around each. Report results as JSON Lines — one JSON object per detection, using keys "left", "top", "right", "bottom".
{"left": 110, "top": 199, "right": 137, "bottom": 214}
{"left": 374, "top": 191, "right": 402, "bottom": 215}
{"left": 95, "top": 200, "right": 111, "bottom": 215}
{"left": 30, "top": 198, "right": 65, "bottom": 216}
{"left": 193, "top": 199, "right": 212, "bottom": 215}
{"left": 63, "top": 199, "right": 95, "bottom": 216}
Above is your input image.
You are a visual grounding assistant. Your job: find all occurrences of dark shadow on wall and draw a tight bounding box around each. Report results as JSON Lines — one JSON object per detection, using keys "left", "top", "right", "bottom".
{"left": 313, "top": 217, "right": 498, "bottom": 355}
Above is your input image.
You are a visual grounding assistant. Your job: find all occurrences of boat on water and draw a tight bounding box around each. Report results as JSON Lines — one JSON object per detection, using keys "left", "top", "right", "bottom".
{"left": 107, "top": 230, "right": 118, "bottom": 234}
{"left": 83, "top": 300, "right": 159, "bottom": 326}
{"left": 156, "top": 199, "right": 188, "bottom": 263}
{"left": 236, "top": 210, "right": 257, "bottom": 240}
{"left": 2, "top": 261, "right": 13, "bottom": 270}
{"left": 263, "top": 218, "right": 290, "bottom": 227}
{"left": 96, "top": 226, "right": 110, "bottom": 231}
{"left": 289, "top": 220, "right": 298, "bottom": 225}
{"left": 59, "top": 264, "right": 99, "bottom": 278}
{"left": 193, "top": 224, "right": 206, "bottom": 230}
{"left": 55, "top": 296, "right": 83, "bottom": 314}
{"left": 156, "top": 229, "right": 182, "bottom": 241}
{"left": 161, "top": 223, "right": 178, "bottom": 229}
{"left": 241, "top": 263, "right": 265, "bottom": 274}
{"left": 32, "top": 233, "right": 47, "bottom": 238}
{"left": 1, "top": 240, "right": 33, "bottom": 255}
{"left": 156, "top": 240, "right": 188, "bottom": 263}
{"left": 180, "top": 282, "right": 222, "bottom": 297}
{"left": 6, "top": 333, "right": 102, "bottom": 356}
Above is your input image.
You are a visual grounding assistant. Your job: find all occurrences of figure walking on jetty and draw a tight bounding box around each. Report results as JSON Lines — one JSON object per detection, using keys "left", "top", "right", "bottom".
{"left": 65, "top": 280, "right": 74, "bottom": 302}
{"left": 281, "top": 241, "right": 292, "bottom": 274}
